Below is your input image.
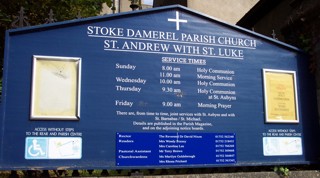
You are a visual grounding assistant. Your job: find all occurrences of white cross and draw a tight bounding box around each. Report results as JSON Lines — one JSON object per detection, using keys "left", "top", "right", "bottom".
{"left": 168, "top": 11, "right": 188, "bottom": 31}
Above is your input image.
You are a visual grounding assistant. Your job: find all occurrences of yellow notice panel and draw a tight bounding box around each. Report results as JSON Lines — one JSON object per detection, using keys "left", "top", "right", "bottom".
{"left": 263, "top": 69, "right": 299, "bottom": 123}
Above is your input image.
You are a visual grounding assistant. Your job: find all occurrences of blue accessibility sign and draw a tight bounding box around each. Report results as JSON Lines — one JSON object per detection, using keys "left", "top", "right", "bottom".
{"left": 25, "top": 137, "right": 48, "bottom": 159}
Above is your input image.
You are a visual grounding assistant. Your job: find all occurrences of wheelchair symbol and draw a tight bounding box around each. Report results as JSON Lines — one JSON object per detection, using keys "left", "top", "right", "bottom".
{"left": 28, "top": 139, "right": 46, "bottom": 157}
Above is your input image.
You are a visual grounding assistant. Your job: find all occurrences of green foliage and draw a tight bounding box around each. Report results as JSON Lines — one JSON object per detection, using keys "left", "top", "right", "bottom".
{"left": 299, "top": 34, "right": 311, "bottom": 52}
{"left": 0, "top": 0, "right": 112, "bottom": 25}
{"left": 274, "top": 166, "right": 290, "bottom": 177}
{"left": 0, "top": 0, "right": 113, "bottom": 80}
{"left": 0, "top": 10, "right": 11, "bottom": 26}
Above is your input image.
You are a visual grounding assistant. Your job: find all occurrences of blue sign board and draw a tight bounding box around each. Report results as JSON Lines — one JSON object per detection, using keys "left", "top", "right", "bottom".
{"left": 0, "top": 5, "right": 319, "bottom": 170}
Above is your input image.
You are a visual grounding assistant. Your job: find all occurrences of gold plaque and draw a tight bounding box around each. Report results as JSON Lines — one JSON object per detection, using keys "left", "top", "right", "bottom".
{"left": 263, "top": 69, "right": 299, "bottom": 123}
{"left": 31, "top": 55, "right": 81, "bottom": 120}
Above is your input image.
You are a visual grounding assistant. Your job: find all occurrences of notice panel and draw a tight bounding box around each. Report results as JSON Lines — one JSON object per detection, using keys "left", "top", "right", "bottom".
{"left": 116, "top": 133, "right": 236, "bottom": 166}
{"left": 263, "top": 69, "right": 299, "bottom": 123}
{"left": 31, "top": 56, "right": 81, "bottom": 120}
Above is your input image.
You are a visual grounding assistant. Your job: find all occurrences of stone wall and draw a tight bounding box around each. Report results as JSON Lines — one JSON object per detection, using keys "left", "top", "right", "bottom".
{"left": 187, "top": 0, "right": 259, "bottom": 24}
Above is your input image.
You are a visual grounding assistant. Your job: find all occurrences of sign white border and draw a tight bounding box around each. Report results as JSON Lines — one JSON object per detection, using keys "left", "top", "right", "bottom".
{"left": 263, "top": 137, "right": 302, "bottom": 156}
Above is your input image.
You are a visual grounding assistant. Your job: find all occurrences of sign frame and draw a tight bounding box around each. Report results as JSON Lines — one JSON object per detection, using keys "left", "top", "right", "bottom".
{"left": 30, "top": 55, "right": 81, "bottom": 120}
{"left": 263, "top": 69, "right": 299, "bottom": 123}
{"left": 1, "top": 5, "right": 320, "bottom": 170}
